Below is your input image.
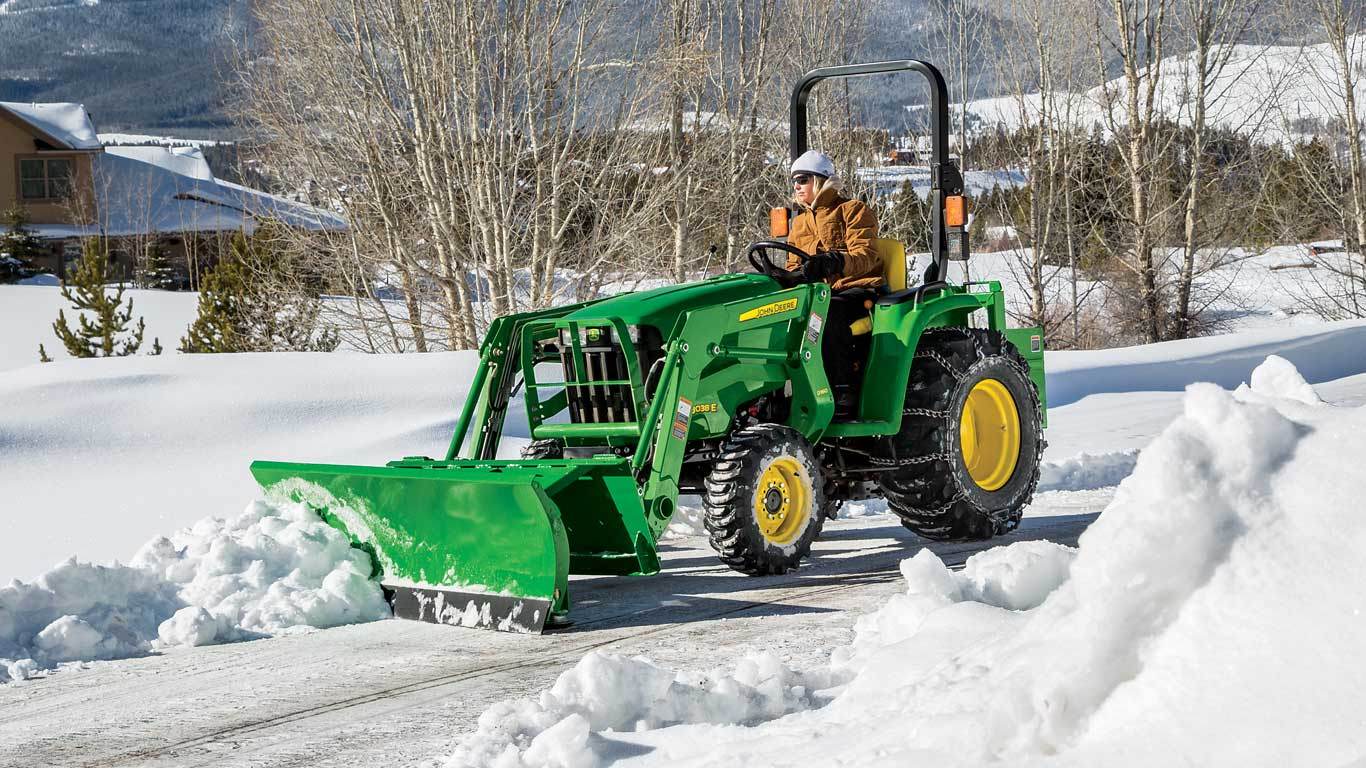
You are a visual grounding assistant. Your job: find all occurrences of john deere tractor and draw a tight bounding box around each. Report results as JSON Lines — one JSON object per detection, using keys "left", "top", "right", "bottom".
{"left": 251, "top": 60, "right": 1047, "bottom": 633}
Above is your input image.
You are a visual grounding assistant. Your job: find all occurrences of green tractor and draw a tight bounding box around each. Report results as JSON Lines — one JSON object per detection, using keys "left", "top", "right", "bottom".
{"left": 251, "top": 60, "right": 1047, "bottom": 633}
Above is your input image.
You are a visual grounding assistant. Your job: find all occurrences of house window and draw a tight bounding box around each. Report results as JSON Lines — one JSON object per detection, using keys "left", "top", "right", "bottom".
{"left": 19, "top": 157, "right": 73, "bottom": 201}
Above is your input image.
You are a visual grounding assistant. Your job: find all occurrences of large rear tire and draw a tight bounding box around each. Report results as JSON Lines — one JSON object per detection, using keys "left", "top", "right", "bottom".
{"left": 703, "top": 424, "right": 826, "bottom": 575}
{"left": 879, "top": 327, "right": 1043, "bottom": 540}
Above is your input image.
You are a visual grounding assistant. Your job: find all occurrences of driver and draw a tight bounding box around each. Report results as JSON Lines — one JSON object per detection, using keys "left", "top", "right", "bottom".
{"left": 786, "top": 150, "right": 882, "bottom": 417}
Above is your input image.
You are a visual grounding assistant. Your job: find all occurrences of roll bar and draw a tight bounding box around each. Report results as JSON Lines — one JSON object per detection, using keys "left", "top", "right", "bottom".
{"left": 789, "top": 60, "right": 965, "bottom": 282}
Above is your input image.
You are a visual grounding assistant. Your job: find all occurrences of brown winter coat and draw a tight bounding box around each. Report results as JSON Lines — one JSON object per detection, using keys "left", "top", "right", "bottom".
{"left": 786, "top": 186, "right": 883, "bottom": 289}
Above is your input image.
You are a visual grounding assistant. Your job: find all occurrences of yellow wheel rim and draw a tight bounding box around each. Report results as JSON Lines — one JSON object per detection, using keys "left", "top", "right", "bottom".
{"left": 959, "top": 378, "right": 1021, "bottom": 492}
{"left": 753, "top": 456, "right": 811, "bottom": 545}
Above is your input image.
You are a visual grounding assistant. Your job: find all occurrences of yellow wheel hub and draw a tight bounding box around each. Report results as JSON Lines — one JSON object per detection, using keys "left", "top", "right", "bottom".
{"left": 753, "top": 456, "right": 811, "bottom": 545}
{"left": 960, "top": 378, "right": 1021, "bottom": 491}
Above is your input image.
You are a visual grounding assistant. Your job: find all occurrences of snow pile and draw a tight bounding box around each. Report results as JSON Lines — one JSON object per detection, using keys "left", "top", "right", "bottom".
{"left": 449, "top": 652, "right": 832, "bottom": 767}
{"left": 133, "top": 499, "right": 389, "bottom": 646}
{"left": 1037, "top": 449, "right": 1139, "bottom": 492}
{"left": 1242, "top": 353, "right": 1323, "bottom": 405}
{"left": 0, "top": 561, "right": 182, "bottom": 682}
{"left": 0, "top": 498, "right": 388, "bottom": 683}
{"left": 447, "top": 358, "right": 1366, "bottom": 767}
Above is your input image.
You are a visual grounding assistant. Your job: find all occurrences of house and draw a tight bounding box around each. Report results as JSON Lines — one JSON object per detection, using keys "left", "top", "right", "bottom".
{"left": 0, "top": 101, "right": 345, "bottom": 285}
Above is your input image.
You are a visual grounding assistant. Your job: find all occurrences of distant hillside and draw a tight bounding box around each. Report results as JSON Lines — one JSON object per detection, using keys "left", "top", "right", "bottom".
{"left": 0, "top": 0, "right": 248, "bottom": 133}
{"left": 0, "top": 0, "right": 1003, "bottom": 136}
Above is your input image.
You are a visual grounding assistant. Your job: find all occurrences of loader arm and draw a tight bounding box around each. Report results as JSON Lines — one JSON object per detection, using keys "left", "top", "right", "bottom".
{"left": 632, "top": 282, "right": 833, "bottom": 539}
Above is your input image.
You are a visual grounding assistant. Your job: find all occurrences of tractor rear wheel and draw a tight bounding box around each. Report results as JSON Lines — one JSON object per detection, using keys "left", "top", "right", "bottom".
{"left": 703, "top": 424, "right": 826, "bottom": 575}
{"left": 879, "top": 327, "right": 1043, "bottom": 540}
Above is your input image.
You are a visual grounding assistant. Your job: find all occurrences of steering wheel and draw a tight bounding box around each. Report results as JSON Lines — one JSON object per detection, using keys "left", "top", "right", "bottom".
{"left": 746, "top": 241, "right": 811, "bottom": 286}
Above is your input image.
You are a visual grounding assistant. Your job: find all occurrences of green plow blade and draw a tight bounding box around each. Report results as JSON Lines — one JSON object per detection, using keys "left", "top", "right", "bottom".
{"left": 251, "top": 459, "right": 579, "bottom": 633}
{"left": 250, "top": 455, "right": 657, "bottom": 634}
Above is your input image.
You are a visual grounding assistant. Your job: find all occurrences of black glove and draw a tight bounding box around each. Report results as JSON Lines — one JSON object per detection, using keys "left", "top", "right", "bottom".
{"left": 801, "top": 251, "right": 846, "bottom": 282}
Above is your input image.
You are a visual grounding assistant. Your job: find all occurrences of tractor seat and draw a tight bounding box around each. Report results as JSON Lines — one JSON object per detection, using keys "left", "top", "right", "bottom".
{"left": 842, "top": 238, "right": 907, "bottom": 336}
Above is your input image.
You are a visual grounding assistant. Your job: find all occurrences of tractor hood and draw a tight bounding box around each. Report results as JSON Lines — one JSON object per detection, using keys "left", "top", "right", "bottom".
{"left": 563, "top": 272, "right": 782, "bottom": 332}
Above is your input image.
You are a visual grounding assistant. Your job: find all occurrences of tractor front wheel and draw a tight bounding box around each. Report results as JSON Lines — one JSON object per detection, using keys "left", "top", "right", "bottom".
{"left": 703, "top": 424, "right": 826, "bottom": 575}
{"left": 880, "top": 327, "right": 1043, "bottom": 540}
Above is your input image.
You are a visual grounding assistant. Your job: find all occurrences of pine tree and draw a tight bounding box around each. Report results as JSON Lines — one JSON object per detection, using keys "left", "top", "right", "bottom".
{"left": 882, "top": 179, "right": 933, "bottom": 253}
{"left": 179, "top": 233, "right": 251, "bottom": 353}
{"left": 0, "top": 207, "right": 45, "bottom": 283}
{"left": 137, "top": 238, "right": 179, "bottom": 290}
{"left": 51, "top": 239, "right": 145, "bottom": 358}
{"left": 181, "top": 227, "right": 339, "bottom": 353}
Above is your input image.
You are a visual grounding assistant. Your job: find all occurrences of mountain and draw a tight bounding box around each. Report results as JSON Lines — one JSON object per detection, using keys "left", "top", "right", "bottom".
{"left": 0, "top": 0, "right": 1010, "bottom": 136}
{"left": 0, "top": 0, "right": 249, "bottom": 133}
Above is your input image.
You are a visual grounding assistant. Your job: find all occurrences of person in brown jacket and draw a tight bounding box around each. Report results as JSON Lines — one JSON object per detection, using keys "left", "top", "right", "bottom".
{"left": 785, "top": 150, "right": 883, "bottom": 290}
{"left": 784, "top": 150, "right": 882, "bottom": 417}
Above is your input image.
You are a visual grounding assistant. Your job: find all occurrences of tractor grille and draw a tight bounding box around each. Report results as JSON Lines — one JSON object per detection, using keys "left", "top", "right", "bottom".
{"left": 560, "top": 333, "right": 637, "bottom": 424}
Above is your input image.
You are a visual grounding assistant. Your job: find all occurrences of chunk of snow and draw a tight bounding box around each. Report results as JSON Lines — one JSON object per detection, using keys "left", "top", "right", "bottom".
{"left": 1248, "top": 354, "right": 1322, "bottom": 405}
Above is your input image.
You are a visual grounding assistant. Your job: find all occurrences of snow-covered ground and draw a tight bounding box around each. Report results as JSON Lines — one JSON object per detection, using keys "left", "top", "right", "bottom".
{"left": 856, "top": 165, "right": 1026, "bottom": 198}
{"left": 451, "top": 357, "right": 1366, "bottom": 767}
{"left": 4, "top": 254, "right": 1366, "bottom": 764}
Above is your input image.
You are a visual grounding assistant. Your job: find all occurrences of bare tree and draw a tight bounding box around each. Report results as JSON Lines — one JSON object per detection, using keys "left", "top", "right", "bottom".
{"left": 1169, "top": 0, "right": 1263, "bottom": 338}
{"left": 1306, "top": 0, "right": 1366, "bottom": 257}
{"left": 987, "top": 0, "right": 1095, "bottom": 339}
{"left": 1093, "top": 0, "right": 1177, "bottom": 343}
{"left": 241, "top": 0, "right": 670, "bottom": 351}
{"left": 929, "top": 0, "right": 990, "bottom": 173}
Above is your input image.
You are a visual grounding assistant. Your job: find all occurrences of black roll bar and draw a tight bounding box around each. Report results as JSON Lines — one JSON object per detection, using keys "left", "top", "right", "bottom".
{"left": 789, "top": 60, "right": 965, "bottom": 282}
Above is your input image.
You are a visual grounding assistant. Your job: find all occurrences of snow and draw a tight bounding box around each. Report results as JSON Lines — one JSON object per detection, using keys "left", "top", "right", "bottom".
{"left": 446, "top": 357, "right": 1366, "bottom": 766}
{"left": 89, "top": 147, "right": 346, "bottom": 237}
{"left": 857, "top": 164, "right": 1026, "bottom": 198}
{"left": 98, "top": 133, "right": 225, "bottom": 149}
{"left": 0, "top": 496, "right": 389, "bottom": 683}
{"left": 1046, "top": 317, "right": 1366, "bottom": 406}
{"left": 0, "top": 101, "right": 101, "bottom": 149}
{"left": 959, "top": 36, "right": 1366, "bottom": 145}
{"left": 0, "top": 283, "right": 199, "bottom": 370}
{"left": 5, "top": 242, "right": 1366, "bottom": 768}
{"left": 0, "top": 349, "right": 486, "bottom": 585}
{"left": 104, "top": 144, "right": 215, "bottom": 181}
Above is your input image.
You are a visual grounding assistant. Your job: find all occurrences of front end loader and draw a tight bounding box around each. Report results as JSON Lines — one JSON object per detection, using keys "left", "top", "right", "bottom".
{"left": 251, "top": 59, "right": 1048, "bottom": 633}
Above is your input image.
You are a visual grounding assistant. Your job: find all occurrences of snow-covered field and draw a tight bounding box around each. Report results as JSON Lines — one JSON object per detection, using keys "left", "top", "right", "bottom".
{"left": 4, "top": 255, "right": 1366, "bottom": 765}
{"left": 959, "top": 35, "right": 1366, "bottom": 144}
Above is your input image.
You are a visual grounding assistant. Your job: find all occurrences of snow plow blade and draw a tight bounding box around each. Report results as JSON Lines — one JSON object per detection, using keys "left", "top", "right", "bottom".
{"left": 250, "top": 459, "right": 575, "bottom": 634}
{"left": 250, "top": 455, "right": 656, "bottom": 634}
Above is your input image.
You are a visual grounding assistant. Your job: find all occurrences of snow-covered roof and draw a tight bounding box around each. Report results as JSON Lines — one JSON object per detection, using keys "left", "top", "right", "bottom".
{"left": 0, "top": 101, "right": 101, "bottom": 149}
{"left": 104, "top": 145, "right": 215, "bottom": 182}
{"left": 87, "top": 147, "right": 347, "bottom": 236}
{"left": 0, "top": 144, "right": 346, "bottom": 239}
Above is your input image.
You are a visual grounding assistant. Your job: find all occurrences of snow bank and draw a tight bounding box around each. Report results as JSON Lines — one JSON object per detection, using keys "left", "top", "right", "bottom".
{"left": 1046, "top": 318, "right": 1366, "bottom": 406}
{"left": 447, "top": 358, "right": 1366, "bottom": 767}
{"left": 0, "top": 498, "right": 389, "bottom": 683}
{"left": 1037, "top": 449, "right": 1139, "bottom": 492}
{"left": 0, "top": 349, "right": 485, "bottom": 584}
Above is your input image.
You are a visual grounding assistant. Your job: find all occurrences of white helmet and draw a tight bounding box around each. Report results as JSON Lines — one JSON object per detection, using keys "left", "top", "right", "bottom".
{"left": 791, "top": 150, "right": 838, "bottom": 181}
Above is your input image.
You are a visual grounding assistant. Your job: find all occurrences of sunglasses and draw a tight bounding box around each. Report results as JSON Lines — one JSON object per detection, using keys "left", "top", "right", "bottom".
{"left": 792, "top": 174, "right": 815, "bottom": 185}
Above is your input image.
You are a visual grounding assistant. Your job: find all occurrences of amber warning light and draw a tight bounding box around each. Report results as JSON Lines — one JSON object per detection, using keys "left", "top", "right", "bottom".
{"left": 945, "top": 195, "right": 966, "bottom": 228}
{"left": 769, "top": 207, "right": 790, "bottom": 238}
